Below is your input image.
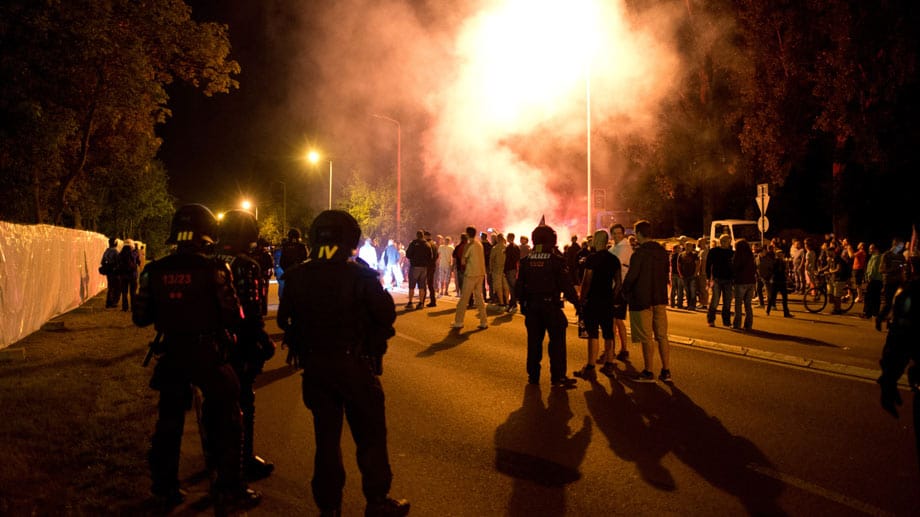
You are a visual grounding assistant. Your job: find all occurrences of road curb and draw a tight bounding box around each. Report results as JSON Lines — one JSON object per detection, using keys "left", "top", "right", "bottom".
{"left": 671, "top": 333, "right": 907, "bottom": 386}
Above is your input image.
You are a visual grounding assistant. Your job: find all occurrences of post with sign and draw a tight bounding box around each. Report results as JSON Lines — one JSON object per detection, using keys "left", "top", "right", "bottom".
{"left": 755, "top": 183, "right": 770, "bottom": 246}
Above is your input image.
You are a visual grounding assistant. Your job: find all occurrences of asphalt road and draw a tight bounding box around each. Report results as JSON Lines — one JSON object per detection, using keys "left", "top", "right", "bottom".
{"left": 173, "top": 285, "right": 919, "bottom": 516}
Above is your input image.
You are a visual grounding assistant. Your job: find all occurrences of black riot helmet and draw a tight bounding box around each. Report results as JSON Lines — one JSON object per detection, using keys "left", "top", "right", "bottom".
{"left": 308, "top": 210, "right": 361, "bottom": 261}
{"left": 217, "top": 209, "right": 259, "bottom": 253}
{"left": 166, "top": 204, "right": 218, "bottom": 246}
{"left": 531, "top": 222, "right": 557, "bottom": 251}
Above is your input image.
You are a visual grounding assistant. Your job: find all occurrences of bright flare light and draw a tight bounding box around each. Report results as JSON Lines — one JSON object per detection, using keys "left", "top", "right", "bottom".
{"left": 307, "top": 150, "right": 320, "bottom": 164}
{"left": 458, "top": 0, "right": 604, "bottom": 131}
{"left": 425, "top": 0, "right": 678, "bottom": 235}
{"left": 241, "top": 200, "right": 252, "bottom": 211}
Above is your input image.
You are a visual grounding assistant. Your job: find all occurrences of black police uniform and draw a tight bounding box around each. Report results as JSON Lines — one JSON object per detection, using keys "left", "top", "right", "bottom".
{"left": 514, "top": 235, "right": 579, "bottom": 386}
{"left": 877, "top": 277, "right": 920, "bottom": 474}
{"left": 277, "top": 211, "right": 406, "bottom": 515}
{"left": 217, "top": 250, "right": 275, "bottom": 478}
{"left": 250, "top": 243, "right": 275, "bottom": 315}
{"left": 133, "top": 249, "right": 246, "bottom": 500}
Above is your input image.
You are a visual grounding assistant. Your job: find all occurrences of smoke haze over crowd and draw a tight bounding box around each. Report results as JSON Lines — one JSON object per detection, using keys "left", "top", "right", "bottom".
{"left": 301, "top": 0, "right": 683, "bottom": 238}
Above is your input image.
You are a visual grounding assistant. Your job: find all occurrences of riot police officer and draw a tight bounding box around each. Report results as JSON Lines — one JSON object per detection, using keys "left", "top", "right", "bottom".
{"left": 877, "top": 220, "right": 920, "bottom": 476}
{"left": 251, "top": 237, "right": 275, "bottom": 315}
{"left": 133, "top": 204, "right": 261, "bottom": 509}
{"left": 513, "top": 219, "right": 580, "bottom": 388}
{"left": 216, "top": 210, "right": 277, "bottom": 481}
{"left": 277, "top": 210, "right": 409, "bottom": 517}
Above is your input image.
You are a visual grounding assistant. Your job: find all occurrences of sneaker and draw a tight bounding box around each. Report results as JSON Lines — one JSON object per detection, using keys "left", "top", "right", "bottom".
{"left": 708, "top": 321, "right": 715, "bottom": 327}
{"left": 506, "top": 305, "right": 517, "bottom": 313}
{"left": 573, "top": 365, "right": 596, "bottom": 380}
{"left": 415, "top": 302, "right": 424, "bottom": 310}
{"left": 450, "top": 323, "right": 464, "bottom": 329}
{"left": 659, "top": 369, "right": 672, "bottom": 382}
{"left": 599, "top": 362, "right": 616, "bottom": 376}
{"left": 551, "top": 376, "right": 577, "bottom": 388}
{"left": 365, "top": 497, "right": 411, "bottom": 517}
{"left": 615, "top": 350, "right": 630, "bottom": 362}
{"left": 404, "top": 302, "right": 414, "bottom": 310}
{"left": 634, "top": 370, "right": 655, "bottom": 383}
{"left": 477, "top": 323, "right": 489, "bottom": 329}
{"left": 243, "top": 456, "right": 274, "bottom": 481}
{"left": 426, "top": 302, "right": 437, "bottom": 307}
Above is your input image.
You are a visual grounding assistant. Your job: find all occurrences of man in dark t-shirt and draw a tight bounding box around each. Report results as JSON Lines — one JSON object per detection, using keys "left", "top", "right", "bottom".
{"left": 574, "top": 230, "right": 621, "bottom": 380}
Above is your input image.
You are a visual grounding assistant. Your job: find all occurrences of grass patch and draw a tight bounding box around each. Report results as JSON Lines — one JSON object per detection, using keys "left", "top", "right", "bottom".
{"left": 0, "top": 294, "right": 158, "bottom": 515}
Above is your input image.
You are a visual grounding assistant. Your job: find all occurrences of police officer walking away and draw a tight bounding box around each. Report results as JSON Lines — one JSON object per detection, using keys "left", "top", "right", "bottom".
{"left": 278, "top": 210, "right": 410, "bottom": 517}
{"left": 877, "top": 219, "right": 920, "bottom": 477}
{"left": 132, "top": 204, "right": 261, "bottom": 510}
{"left": 514, "top": 219, "right": 580, "bottom": 388}
{"left": 216, "top": 210, "right": 277, "bottom": 481}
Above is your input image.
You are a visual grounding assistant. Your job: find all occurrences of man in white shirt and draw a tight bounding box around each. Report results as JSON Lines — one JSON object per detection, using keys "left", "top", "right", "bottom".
{"left": 452, "top": 226, "right": 489, "bottom": 329}
{"left": 358, "top": 238, "right": 378, "bottom": 270}
{"left": 437, "top": 236, "right": 455, "bottom": 296}
{"left": 603, "top": 223, "right": 632, "bottom": 366}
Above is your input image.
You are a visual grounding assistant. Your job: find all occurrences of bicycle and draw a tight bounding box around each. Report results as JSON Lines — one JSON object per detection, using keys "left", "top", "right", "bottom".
{"left": 803, "top": 273, "right": 856, "bottom": 313}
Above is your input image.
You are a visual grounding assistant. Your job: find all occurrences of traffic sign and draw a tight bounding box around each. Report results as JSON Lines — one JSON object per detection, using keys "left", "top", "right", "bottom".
{"left": 758, "top": 215, "right": 770, "bottom": 233}
{"left": 755, "top": 194, "right": 770, "bottom": 214}
{"left": 757, "top": 183, "right": 769, "bottom": 197}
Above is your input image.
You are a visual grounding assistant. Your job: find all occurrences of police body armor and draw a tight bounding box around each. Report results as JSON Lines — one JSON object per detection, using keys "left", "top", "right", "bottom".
{"left": 134, "top": 252, "right": 240, "bottom": 353}
{"left": 279, "top": 257, "right": 394, "bottom": 367}
{"left": 517, "top": 249, "right": 577, "bottom": 310}
{"left": 217, "top": 252, "right": 274, "bottom": 370}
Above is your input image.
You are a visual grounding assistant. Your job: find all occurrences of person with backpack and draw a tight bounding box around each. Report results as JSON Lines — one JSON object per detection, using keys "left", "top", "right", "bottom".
{"left": 118, "top": 239, "right": 139, "bottom": 312}
{"left": 100, "top": 237, "right": 120, "bottom": 308}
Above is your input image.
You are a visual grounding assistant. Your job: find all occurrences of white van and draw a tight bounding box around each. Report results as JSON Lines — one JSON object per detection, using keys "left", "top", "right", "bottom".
{"left": 709, "top": 219, "right": 761, "bottom": 246}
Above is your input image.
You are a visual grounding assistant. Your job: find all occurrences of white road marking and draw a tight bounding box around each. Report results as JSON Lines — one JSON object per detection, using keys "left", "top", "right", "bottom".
{"left": 746, "top": 463, "right": 894, "bottom": 516}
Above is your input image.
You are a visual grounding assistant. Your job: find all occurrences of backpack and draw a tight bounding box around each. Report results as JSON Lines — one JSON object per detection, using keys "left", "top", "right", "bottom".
{"left": 100, "top": 248, "right": 118, "bottom": 275}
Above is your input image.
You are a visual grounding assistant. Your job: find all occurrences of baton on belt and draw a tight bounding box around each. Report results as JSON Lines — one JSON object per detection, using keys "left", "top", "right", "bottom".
{"left": 142, "top": 332, "right": 163, "bottom": 367}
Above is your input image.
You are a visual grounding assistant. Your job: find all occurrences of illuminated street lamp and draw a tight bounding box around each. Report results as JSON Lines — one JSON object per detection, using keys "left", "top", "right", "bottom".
{"left": 372, "top": 114, "right": 401, "bottom": 242}
{"left": 307, "top": 150, "right": 333, "bottom": 210}
{"left": 241, "top": 199, "right": 257, "bottom": 219}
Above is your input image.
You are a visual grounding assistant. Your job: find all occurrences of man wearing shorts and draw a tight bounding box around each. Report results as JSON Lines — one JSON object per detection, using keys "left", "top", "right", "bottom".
{"left": 623, "top": 220, "right": 672, "bottom": 383}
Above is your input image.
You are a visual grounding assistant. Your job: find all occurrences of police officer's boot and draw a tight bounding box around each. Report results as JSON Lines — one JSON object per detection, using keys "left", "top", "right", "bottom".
{"left": 242, "top": 411, "right": 274, "bottom": 480}
{"left": 365, "top": 496, "right": 410, "bottom": 517}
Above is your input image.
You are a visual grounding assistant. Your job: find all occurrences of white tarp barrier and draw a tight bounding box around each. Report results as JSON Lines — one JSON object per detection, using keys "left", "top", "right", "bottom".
{"left": 0, "top": 221, "right": 109, "bottom": 349}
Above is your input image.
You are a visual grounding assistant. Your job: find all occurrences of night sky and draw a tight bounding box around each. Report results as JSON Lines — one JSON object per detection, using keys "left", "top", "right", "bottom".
{"left": 155, "top": 1, "right": 918, "bottom": 243}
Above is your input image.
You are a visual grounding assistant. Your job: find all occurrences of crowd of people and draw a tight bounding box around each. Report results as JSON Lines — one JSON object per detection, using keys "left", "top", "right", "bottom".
{"left": 645, "top": 231, "right": 913, "bottom": 332}
{"left": 103, "top": 204, "right": 920, "bottom": 511}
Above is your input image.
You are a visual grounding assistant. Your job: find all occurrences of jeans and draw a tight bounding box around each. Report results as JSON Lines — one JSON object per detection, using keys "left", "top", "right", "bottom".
{"left": 708, "top": 280, "right": 733, "bottom": 325}
{"left": 681, "top": 276, "right": 697, "bottom": 309}
{"left": 733, "top": 283, "right": 755, "bottom": 329}
{"left": 670, "top": 274, "right": 684, "bottom": 307}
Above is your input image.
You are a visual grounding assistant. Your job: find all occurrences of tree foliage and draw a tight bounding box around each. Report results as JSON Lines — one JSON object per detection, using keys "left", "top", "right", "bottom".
{"left": 338, "top": 174, "right": 397, "bottom": 242}
{"left": 0, "top": 0, "right": 239, "bottom": 235}
{"left": 618, "top": 0, "right": 919, "bottom": 238}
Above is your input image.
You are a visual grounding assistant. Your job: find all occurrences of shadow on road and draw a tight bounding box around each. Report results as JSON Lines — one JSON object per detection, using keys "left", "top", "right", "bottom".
{"left": 416, "top": 329, "right": 473, "bottom": 357}
{"left": 741, "top": 328, "right": 841, "bottom": 348}
{"left": 494, "top": 385, "right": 591, "bottom": 517}
{"left": 584, "top": 374, "right": 784, "bottom": 514}
{"left": 253, "top": 364, "right": 300, "bottom": 389}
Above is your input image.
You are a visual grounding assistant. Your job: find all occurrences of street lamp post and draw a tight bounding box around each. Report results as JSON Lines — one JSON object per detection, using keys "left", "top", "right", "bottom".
{"left": 307, "top": 150, "right": 333, "bottom": 210}
{"left": 586, "top": 62, "right": 592, "bottom": 238}
{"left": 327, "top": 160, "right": 333, "bottom": 210}
{"left": 372, "top": 114, "right": 401, "bottom": 241}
